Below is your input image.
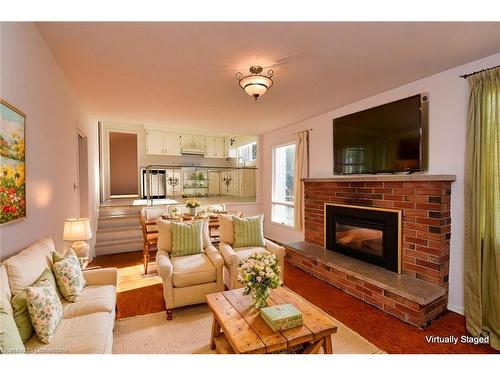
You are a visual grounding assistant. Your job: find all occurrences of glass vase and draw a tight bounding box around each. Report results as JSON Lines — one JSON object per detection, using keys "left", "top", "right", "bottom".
{"left": 251, "top": 286, "right": 270, "bottom": 308}
{"left": 189, "top": 207, "right": 197, "bottom": 216}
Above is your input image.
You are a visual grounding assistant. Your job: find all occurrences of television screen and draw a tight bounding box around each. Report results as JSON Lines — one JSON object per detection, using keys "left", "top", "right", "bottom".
{"left": 333, "top": 94, "right": 427, "bottom": 174}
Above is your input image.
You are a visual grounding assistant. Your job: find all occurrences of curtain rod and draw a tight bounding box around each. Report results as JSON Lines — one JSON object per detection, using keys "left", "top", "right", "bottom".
{"left": 460, "top": 64, "right": 500, "bottom": 79}
{"left": 293, "top": 128, "right": 313, "bottom": 135}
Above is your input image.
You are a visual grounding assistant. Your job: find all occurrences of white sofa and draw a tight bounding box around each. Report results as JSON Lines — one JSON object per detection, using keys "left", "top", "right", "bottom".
{"left": 156, "top": 219, "right": 224, "bottom": 319}
{"left": 0, "top": 238, "right": 117, "bottom": 354}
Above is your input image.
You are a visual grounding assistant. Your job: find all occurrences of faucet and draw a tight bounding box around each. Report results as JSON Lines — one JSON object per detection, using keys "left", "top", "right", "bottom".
{"left": 237, "top": 157, "right": 246, "bottom": 167}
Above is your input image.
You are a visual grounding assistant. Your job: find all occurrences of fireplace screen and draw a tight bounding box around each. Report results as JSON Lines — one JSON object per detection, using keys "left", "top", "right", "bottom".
{"left": 325, "top": 203, "right": 402, "bottom": 273}
{"left": 335, "top": 223, "right": 383, "bottom": 257}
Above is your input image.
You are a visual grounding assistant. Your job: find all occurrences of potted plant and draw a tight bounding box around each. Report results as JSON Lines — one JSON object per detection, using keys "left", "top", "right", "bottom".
{"left": 185, "top": 198, "right": 200, "bottom": 216}
{"left": 238, "top": 251, "right": 281, "bottom": 308}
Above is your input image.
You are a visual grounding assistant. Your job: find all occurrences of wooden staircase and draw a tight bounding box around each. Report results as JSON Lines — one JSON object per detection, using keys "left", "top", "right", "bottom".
{"left": 95, "top": 205, "right": 144, "bottom": 255}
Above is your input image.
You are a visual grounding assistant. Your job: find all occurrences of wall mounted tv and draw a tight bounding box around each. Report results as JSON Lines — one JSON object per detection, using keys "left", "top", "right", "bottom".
{"left": 333, "top": 94, "right": 428, "bottom": 175}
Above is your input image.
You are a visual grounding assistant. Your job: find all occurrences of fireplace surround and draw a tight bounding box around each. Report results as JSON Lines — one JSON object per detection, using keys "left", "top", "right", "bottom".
{"left": 325, "top": 203, "right": 402, "bottom": 273}
{"left": 284, "top": 174, "right": 456, "bottom": 327}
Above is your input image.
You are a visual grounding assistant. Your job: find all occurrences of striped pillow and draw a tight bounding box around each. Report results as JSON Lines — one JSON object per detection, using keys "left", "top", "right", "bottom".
{"left": 171, "top": 220, "right": 204, "bottom": 257}
{"left": 233, "top": 214, "right": 265, "bottom": 248}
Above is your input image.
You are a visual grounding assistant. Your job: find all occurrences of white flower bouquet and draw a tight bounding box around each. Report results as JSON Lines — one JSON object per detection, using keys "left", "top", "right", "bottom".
{"left": 238, "top": 251, "right": 281, "bottom": 308}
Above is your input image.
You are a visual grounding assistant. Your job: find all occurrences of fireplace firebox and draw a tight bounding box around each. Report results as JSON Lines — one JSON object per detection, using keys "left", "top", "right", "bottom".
{"left": 325, "top": 203, "right": 402, "bottom": 273}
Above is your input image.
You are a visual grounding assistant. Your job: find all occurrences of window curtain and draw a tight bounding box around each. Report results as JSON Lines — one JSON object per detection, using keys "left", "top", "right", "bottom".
{"left": 294, "top": 130, "right": 309, "bottom": 230}
{"left": 464, "top": 66, "right": 500, "bottom": 351}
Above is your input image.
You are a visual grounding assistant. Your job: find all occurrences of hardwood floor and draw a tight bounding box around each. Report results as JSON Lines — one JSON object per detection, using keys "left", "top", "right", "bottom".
{"left": 91, "top": 251, "right": 497, "bottom": 354}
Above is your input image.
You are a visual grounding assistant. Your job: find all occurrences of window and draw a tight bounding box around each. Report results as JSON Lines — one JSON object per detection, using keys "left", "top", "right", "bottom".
{"left": 237, "top": 141, "right": 257, "bottom": 164}
{"left": 272, "top": 143, "right": 296, "bottom": 226}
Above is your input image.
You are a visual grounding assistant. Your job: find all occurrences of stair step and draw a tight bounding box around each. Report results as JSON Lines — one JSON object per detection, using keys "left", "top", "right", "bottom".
{"left": 98, "top": 213, "right": 139, "bottom": 220}
{"left": 96, "top": 227, "right": 142, "bottom": 243}
{"left": 99, "top": 205, "right": 143, "bottom": 217}
{"left": 98, "top": 215, "right": 140, "bottom": 229}
{"left": 95, "top": 238, "right": 143, "bottom": 256}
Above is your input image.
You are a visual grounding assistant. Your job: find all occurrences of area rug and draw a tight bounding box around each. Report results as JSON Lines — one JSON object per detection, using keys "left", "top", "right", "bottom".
{"left": 113, "top": 304, "right": 385, "bottom": 354}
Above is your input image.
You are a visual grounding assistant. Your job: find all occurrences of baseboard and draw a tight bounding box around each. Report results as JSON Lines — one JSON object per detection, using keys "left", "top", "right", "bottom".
{"left": 447, "top": 303, "right": 465, "bottom": 315}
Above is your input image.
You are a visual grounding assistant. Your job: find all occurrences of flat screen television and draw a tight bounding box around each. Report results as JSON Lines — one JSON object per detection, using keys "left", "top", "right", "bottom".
{"left": 333, "top": 94, "right": 428, "bottom": 174}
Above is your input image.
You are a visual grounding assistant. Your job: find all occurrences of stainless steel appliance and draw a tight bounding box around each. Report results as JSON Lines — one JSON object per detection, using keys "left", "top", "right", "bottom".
{"left": 140, "top": 167, "right": 166, "bottom": 199}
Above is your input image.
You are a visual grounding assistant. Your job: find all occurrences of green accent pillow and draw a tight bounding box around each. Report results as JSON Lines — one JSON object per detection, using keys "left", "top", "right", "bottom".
{"left": 52, "top": 250, "right": 64, "bottom": 263}
{"left": 233, "top": 214, "right": 265, "bottom": 248}
{"left": 171, "top": 220, "right": 204, "bottom": 257}
{"left": 0, "top": 307, "right": 25, "bottom": 354}
{"left": 53, "top": 248, "right": 86, "bottom": 302}
{"left": 26, "top": 280, "right": 63, "bottom": 344}
{"left": 11, "top": 268, "right": 61, "bottom": 342}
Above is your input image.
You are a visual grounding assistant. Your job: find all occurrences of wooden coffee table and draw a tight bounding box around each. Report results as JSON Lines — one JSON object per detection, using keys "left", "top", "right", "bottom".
{"left": 206, "top": 287, "right": 337, "bottom": 354}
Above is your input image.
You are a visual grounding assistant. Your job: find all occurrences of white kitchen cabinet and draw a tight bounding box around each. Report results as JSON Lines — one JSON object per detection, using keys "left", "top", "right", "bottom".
{"left": 194, "top": 135, "right": 205, "bottom": 150}
{"left": 164, "top": 133, "right": 182, "bottom": 156}
{"left": 205, "top": 137, "right": 216, "bottom": 158}
{"left": 205, "top": 136, "right": 226, "bottom": 158}
{"left": 146, "top": 130, "right": 181, "bottom": 156}
{"left": 221, "top": 170, "right": 239, "bottom": 196}
{"left": 181, "top": 134, "right": 193, "bottom": 149}
{"left": 146, "top": 130, "right": 165, "bottom": 155}
{"left": 208, "top": 171, "right": 220, "bottom": 196}
{"left": 238, "top": 169, "right": 256, "bottom": 197}
{"left": 181, "top": 134, "right": 206, "bottom": 150}
{"left": 215, "top": 137, "right": 225, "bottom": 158}
{"left": 165, "top": 169, "right": 181, "bottom": 196}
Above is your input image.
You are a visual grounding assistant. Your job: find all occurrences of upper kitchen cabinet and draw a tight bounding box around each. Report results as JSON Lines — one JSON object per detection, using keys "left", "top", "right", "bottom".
{"left": 145, "top": 129, "right": 164, "bottom": 155}
{"left": 145, "top": 130, "right": 181, "bottom": 156}
{"left": 181, "top": 134, "right": 205, "bottom": 152}
{"left": 205, "top": 136, "right": 226, "bottom": 158}
{"left": 164, "top": 132, "right": 182, "bottom": 156}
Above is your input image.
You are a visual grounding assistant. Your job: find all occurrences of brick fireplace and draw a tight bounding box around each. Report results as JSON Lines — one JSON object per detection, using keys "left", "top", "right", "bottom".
{"left": 284, "top": 174, "right": 456, "bottom": 328}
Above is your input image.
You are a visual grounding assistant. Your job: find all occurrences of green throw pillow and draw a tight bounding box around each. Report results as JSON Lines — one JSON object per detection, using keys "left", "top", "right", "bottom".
{"left": 0, "top": 307, "right": 25, "bottom": 354}
{"left": 11, "top": 268, "right": 61, "bottom": 342}
{"left": 26, "top": 280, "right": 63, "bottom": 344}
{"left": 171, "top": 220, "right": 204, "bottom": 257}
{"left": 53, "top": 248, "right": 86, "bottom": 302}
{"left": 233, "top": 214, "right": 265, "bottom": 248}
{"left": 52, "top": 250, "right": 64, "bottom": 263}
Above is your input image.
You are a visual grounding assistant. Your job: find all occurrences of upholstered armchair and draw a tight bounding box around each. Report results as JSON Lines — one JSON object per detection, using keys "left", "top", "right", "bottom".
{"left": 218, "top": 215, "right": 286, "bottom": 290}
{"left": 156, "top": 219, "right": 224, "bottom": 320}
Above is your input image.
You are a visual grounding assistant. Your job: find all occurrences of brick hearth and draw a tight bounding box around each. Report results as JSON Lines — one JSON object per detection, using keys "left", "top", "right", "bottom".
{"left": 285, "top": 174, "right": 456, "bottom": 327}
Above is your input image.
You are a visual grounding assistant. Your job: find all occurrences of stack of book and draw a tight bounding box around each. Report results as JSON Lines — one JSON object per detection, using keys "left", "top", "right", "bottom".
{"left": 260, "top": 304, "right": 303, "bottom": 332}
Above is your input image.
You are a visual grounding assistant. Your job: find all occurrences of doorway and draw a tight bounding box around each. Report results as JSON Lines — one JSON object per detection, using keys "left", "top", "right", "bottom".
{"left": 77, "top": 132, "right": 89, "bottom": 216}
{"left": 109, "top": 132, "right": 139, "bottom": 197}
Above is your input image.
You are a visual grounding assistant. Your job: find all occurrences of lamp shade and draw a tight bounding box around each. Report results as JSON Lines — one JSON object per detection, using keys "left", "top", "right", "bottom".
{"left": 239, "top": 75, "right": 273, "bottom": 98}
{"left": 236, "top": 66, "right": 274, "bottom": 100}
{"left": 63, "top": 218, "right": 92, "bottom": 241}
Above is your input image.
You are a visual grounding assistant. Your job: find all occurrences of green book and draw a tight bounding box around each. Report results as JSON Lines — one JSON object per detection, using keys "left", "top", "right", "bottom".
{"left": 261, "top": 304, "right": 303, "bottom": 326}
{"left": 261, "top": 311, "right": 303, "bottom": 332}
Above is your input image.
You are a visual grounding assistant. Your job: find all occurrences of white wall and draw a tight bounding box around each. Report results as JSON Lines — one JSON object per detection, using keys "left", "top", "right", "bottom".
{"left": 261, "top": 51, "right": 500, "bottom": 315}
{"left": 0, "top": 23, "right": 99, "bottom": 260}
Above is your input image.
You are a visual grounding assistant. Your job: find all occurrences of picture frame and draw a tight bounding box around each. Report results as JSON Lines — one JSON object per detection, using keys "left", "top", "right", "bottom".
{"left": 0, "top": 99, "right": 26, "bottom": 225}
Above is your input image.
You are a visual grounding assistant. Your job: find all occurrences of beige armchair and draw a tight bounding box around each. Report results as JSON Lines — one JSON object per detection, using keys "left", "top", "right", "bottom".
{"left": 156, "top": 219, "right": 224, "bottom": 320}
{"left": 218, "top": 215, "right": 286, "bottom": 290}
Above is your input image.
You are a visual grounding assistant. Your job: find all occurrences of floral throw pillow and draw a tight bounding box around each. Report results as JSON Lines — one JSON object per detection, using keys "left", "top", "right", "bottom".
{"left": 53, "top": 248, "right": 86, "bottom": 302}
{"left": 26, "top": 279, "right": 63, "bottom": 344}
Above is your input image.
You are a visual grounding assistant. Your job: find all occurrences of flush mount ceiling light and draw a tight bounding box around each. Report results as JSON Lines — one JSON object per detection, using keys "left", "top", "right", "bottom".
{"left": 236, "top": 65, "right": 274, "bottom": 101}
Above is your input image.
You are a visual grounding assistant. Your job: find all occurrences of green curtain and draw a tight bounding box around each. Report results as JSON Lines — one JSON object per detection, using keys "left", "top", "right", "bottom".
{"left": 464, "top": 66, "right": 500, "bottom": 351}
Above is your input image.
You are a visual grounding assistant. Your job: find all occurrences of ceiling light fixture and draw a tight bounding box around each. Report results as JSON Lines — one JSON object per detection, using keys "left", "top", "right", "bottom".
{"left": 236, "top": 65, "right": 274, "bottom": 101}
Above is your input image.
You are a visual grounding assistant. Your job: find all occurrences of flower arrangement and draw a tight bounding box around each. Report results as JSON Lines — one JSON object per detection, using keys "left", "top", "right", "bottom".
{"left": 185, "top": 198, "right": 200, "bottom": 208}
{"left": 238, "top": 251, "right": 281, "bottom": 308}
{"left": 185, "top": 198, "right": 200, "bottom": 216}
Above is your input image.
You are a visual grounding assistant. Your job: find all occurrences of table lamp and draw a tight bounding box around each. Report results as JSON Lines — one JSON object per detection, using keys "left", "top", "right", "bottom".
{"left": 63, "top": 218, "right": 92, "bottom": 259}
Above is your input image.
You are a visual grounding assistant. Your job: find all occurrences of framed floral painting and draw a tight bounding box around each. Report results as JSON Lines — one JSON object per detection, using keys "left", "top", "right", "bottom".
{"left": 0, "top": 99, "right": 26, "bottom": 225}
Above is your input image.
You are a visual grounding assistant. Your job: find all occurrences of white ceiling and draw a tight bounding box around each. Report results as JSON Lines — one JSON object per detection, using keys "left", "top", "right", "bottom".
{"left": 37, "top": 22, "right": 500, "bottom": 135}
